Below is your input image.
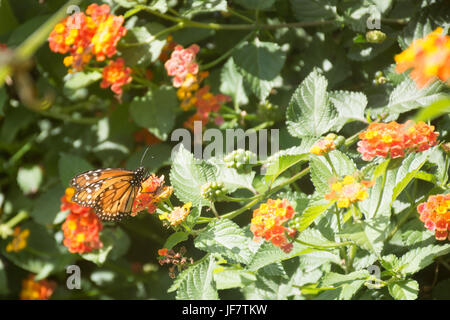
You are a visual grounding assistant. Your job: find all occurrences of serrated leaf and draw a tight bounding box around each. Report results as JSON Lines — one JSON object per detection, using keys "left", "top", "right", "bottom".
{"left": 164, "top": 232, "right": 189, "bottom": 250}
{"left": 318, "top": 270, "right": 368, "bottom": 300}
{"left": 170, "top": 145, "right": 217, "bottom": 206}
{"left": 220, "top": 58, "right": 248, "bottom": 106}
{"left": 176, "top": 255, "right": 218, "bottom": 300}
{"left": 286, "top": 69, "right": 336, "bottom": 138}
{"left": 339, "top": 215, "right": 390, "bottom": 257}
{"left": 214, "top": 269, "right": 256, "bottom": 290}
{"left": 387, "top": 78, "right": 446, "bottom": 115}
{"left": 209, "top": 158, "right": 255, "bottom": 193}
{"left": 398, "top": 243, "right": 450, "bottom": 276}
{"left": 388, "top": 280, "right": 419, "bottom": 300}
{"left": 298, "top": 197, "right": 335, "bottom": 232}
{"left": 260, "top": 262, "right": 288, "bottom": 278}
{"left": 194, "top": 219, "right": 253, "bottom": 264}
{"left": 248, "top": 239, "right": 317, "bottom": 271}
{"left": 309, "top": 150, "right": 357, "bottom": 195}
{"left": 263, "top": 147, "right": 308, "bottom": 185}
{"left": 129, "top": 86, "right": 178, "bottom": 141}
{"left": 414, "top": 97, "right": 450, "bottom": 122}
{"left": 329, "top": 90, "right": 367, "bottom": 131}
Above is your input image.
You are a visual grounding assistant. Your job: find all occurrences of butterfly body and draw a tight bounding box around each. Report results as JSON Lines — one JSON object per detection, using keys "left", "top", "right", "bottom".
{"left": 70, "top": 166, "right": 148, "bottom": 221}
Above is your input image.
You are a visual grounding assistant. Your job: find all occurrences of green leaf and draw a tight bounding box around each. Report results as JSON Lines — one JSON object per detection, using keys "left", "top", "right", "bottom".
{"left": 360, "top": 152, "right": 430, "bottom": 218}
{"left": 309, "top": 150, "right": 357, "bottom": 195}
{"left": 214, "top": 268, "right": 256, "bottom": 290}
{"left": 234, "top": 0, "right": 276, "bottom": 10}
{"left": 263, "top": 147, "right": 308, "bottom": 185}
{"left": 170, "top": 144, "right": 217, "bottom": 206}
{"left": 176, "top": 255, "right": 218, "bottom": 300}
{"left": 339, "top": 215, "right": 390, "bottom": 257}
{"left": 386, "top": 78, "right": 446, "bottom": 115}
{"left": 82, "top": 228, "right": 130, "bottom": 265}
{"left": 388, "top": 280, "right": 419, "bottom": 300}
{"left": 220, "top": 58, "right": 248, "bottom": 107}
{"left": 233, "top": 39, "right": 286, "bottom": 101}
{"left": 209, "top": 158, "right": 255, "bottom": 193}
{"left": 398, "top": 243, "right": 450, "bottom": 276}
{"left": 0, "top": 106, "right": 35, "bottom": 144}
{"left": 390, "top": 157, "right": 428, "bottom": 205}
{"left": 329, "top": 90, "right": 367, "bottom": 131}
{"left": 164, "top": 232, "right": 189, "bottom": 250}
{"left": 286, "top": 69, "right": 336, "bottom": 138}
{"left": 17, "top": 165, "right": 43, "bottom": 195}
{"left": 247, "top": 240, "right": 316, "bottom": 271}
{"left": 120, "top": 23, "right": 167, "bottom": 66}
{"left": 129, "top": 86, "right": 178, "bottom": 141}
{"left": 0, "top": 87, "right": 8, "bottom": 116}
{"left": 30, "top": 185, "right": 63, "bottom": 226}
{"left": 64, "top": 71, "right": 102, "bottom": 90}
{"left": 414, "top": 96, "right": 450, "bottom": 122}
{"left": 290, "top": 0, "right": 336, "bottom": 21}
{"left": 296, "top": 198, "right": 335, "bottom": 232}
{"left": 194, "top": 219, "right": 253, "bottom": 264}
{"left": 58, "top": 153, "right": 94, "bottom": 187}
{"left": 318, "top": 270, "right": 368, "bottom": 300}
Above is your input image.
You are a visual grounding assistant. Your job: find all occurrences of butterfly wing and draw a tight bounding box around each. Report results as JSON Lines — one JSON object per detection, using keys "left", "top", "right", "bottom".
{"left": 70, "top": 168, "right": 139, "bottom": 221}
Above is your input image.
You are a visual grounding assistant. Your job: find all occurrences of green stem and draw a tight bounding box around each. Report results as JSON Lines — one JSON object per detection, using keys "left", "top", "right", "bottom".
{"left": 295, "top": 239, "right": 354, "bottom": 250}
{"left": 5, "top": 210, "right": 29, "bottom": 228}
{"left": 201, "top": 32, "right": 255, "bottom": 70}
{"left": 373, "top": 158, "right": 390, "bottom": 217}
{"left": 324, "top": 153, "right": 338, "bottom": 176}
{"left": 121, "top": 23, "right": 183, "bottom": 47}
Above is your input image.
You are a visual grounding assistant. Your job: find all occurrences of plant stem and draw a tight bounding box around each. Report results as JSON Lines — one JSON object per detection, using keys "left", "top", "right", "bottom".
{"left": 295, "top": 239, "right": 354, "bottom": 250}
{"left": 5, "top": 210, "right": 29, "bottom": 228}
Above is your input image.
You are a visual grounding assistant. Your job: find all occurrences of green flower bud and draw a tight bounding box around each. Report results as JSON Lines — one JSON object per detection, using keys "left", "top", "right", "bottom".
{"left": 365, "top": 30, "right": 387, "bottom": 44}
{"left": 201, "top": 181, "right": 226, "bottom": 201}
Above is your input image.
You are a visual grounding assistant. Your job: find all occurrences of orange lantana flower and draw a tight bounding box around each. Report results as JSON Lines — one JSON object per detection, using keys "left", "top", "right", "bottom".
{"left": 131, "top": 175, "right": 173, "bottom": 216}
{"left": 417, "top": 194, "right": 450, "bottom": 241}
{"left": 61, "top": 187, "right": 103, "bottom": 254}
{"left": 310, "top": 134, "right": 337, "bottom": 156}
{"left": 100, "top": 58, "right": 132, "bottom": 97}
{"left": 357, "top": 121, "right": 439, "bottom": 161}
{"left": 20, "top": 274, "right": 56, "bottom": 300}
{"left": 6, "top": 226, "right": 30, "bottom": 253}
{"left": 324, "top": 175, "right": 374, "bottom": 208}
{"left": 395, "top": 27, "right": 450, "bottom": 88}
{"left": 250, "top": 199, "right": 296, "bottom": 253}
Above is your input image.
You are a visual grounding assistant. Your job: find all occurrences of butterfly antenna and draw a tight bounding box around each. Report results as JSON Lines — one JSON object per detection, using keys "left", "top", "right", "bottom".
{"left": 139, "top": 146, "right": 151, "bottom": 167}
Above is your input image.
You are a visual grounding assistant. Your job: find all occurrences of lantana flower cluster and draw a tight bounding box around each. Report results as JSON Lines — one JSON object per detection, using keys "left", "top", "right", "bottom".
{"left": 159, "top": 202, "right": 192, "bottom": 226}
{"left": 6, "top": 226, "right": 30, "bottom": 253}
{"left": 357, "top": 121, "right": 439, "bottom": 161}
{"left": 395, "top": 27, "right": 450, "bottom": 88}
{"left": 417, "top": 194, "right": 450, "bottom": 241}
{"left": 131, "top": 175, "right": 173, "bottom": 216}
{"left": 48, "top": 4, "right": 131, "bottom": 97}
{"left": 250, "top": 198, "right": 296, "bottom": 253}
{"left": 310, "top": 134, "right": 337, "bottom": 156}
{"left": 157, "top": 247, "right": 194, "bottom": 279}
{"left": 60, "top": 187, "right": 103, "bottom": 254}
{"left": 164, "top": 42, "right": 230, "bottom": 129}
{"left": 325, "top": 175, "right": 374, "bottom": 208}
{"left": 20, "top": 274, "right": 56, "bottom": 300}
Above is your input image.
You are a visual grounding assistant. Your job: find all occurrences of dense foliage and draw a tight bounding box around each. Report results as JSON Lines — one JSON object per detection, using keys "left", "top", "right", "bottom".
{"left": 0, "top": 0, "right": 449, "bottom": 300}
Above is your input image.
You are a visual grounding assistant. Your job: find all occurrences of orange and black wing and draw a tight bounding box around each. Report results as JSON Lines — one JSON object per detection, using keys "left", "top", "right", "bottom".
{"left": 70, "top": 168, "right": 138, "bottom": 221}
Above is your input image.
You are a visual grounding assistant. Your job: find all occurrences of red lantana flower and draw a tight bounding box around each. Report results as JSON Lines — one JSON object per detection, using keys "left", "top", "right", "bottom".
{"left": 250, "top": 199, "right": 296, "bottom": 253}
{"left": 357, "top": 121, "right": 439, "bottom": 161}
{"left": 61, "top": 187, "right": 103, "bottom": 254}
{"left": 100, "top": 58, "right": 132, "bottom": 97}
{"left": 131, "top": 175, "right": 173, "bottom": 216}
{"left": 417, "top": 194, "right": 450, "bottom": 241}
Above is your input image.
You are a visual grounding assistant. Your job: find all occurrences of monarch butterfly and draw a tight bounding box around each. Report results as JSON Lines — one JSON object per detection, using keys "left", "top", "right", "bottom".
{"left": 70, "top": 148, "right": 151, "bottom": 221}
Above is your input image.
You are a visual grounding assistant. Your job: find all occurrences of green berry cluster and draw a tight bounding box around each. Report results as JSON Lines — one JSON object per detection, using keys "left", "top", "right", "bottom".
{"left": 224, "top": 149, "right": 257, "bottom": 173}
{"left": 201, "top": 181, "right": 226, "bottom": 201}
{"left": 288, "top": 215, "right": 302, "bottom": 231}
